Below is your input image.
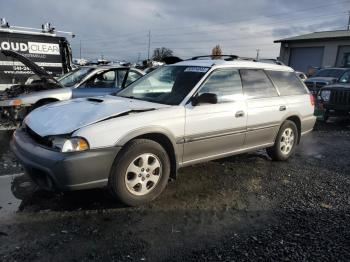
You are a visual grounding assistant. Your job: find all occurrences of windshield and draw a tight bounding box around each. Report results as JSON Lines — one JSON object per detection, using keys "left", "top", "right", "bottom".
{"left": 314, "top": 69, "right": 345, "bottom": 78}
{"left": 117, "top": 65, "right": 209, "bottom": 105}
{"left": 58, "top": 67, "right": 95, "bottom": 87}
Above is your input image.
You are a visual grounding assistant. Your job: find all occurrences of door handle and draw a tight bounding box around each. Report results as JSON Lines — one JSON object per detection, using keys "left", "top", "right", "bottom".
{"left": 235, "top": 111, "right": 245, "bottom": 118}
{"left": 279, "top": 105, "right": 287, "bottom": 111}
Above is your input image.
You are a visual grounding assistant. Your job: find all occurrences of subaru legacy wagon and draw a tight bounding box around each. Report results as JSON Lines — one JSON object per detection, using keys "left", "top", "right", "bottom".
{"left": 11, "top": 56, "right": 316, "bottom": 206}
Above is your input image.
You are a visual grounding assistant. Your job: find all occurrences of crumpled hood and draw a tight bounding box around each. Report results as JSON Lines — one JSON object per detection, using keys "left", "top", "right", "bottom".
{"left": 305, "top": 77, "right": 337, "bottom": 84}
{"left": 25, "top": 96, "right": 167, "bottom": 137}
{"left": 1, "top": 50, "right": 60, "bottom": 85}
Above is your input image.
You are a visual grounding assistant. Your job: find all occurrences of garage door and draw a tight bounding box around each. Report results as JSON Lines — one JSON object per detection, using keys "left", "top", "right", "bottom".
{"left": 289, "top": 47, "right": 324, "bottom": 73}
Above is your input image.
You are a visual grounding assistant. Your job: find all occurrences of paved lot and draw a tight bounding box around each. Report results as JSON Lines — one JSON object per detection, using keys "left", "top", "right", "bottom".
{"left": 0, "top": 120, "right": 350, "bottom": 261}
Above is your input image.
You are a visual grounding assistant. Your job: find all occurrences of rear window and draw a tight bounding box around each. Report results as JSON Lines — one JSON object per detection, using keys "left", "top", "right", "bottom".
{"left": 267, "top": 71, "right": 307, "bottom": 96}
{"left": 240, "top": 69, "right": 278, "bottom": 99}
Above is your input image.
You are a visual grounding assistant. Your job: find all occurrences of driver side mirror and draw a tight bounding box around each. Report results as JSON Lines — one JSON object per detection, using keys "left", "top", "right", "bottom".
{"left": 192, "top": 93, "right": 218, "bottom": 106}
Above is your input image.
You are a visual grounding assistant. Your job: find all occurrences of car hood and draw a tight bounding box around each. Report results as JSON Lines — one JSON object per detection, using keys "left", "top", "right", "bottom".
{"left": 305, "top": 77, "right": 337, "bottom": 83}
{"left": 1, "top": 50, "right": 60, "bottom": 85}
{"left": 25, "top": 96, "right": 168, "bottom": 137}
{"left": 321, "top": 83, "right": 350, "bottom": 90}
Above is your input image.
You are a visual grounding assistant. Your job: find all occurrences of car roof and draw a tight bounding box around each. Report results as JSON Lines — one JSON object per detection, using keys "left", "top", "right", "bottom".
{"left": 80, "top": 65, "right": 130, "bottom": 70}
{"left": 174, "top": 59, "right": 294, "bottom": 72}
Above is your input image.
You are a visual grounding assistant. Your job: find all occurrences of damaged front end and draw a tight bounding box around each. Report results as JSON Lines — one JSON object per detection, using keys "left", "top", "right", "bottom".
{"left": 0, "top": 103, "right": 29, "bottom": 129}
{"left": 0, "top": 50, "right": 62, "bottom": 128}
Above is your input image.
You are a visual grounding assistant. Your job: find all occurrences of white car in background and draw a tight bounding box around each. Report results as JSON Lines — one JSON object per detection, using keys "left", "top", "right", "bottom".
{"left": 11, "top": 55, "right": 316, "bottom": 206}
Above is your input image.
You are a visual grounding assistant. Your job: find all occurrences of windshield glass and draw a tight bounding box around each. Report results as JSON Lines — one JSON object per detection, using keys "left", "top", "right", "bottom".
{"left": 117, "top": 66, "right": 209, "bottom": 105}
{"left": 58, "top": 67, "right": 95, "bottom": 87}
{"left": 314, "top": 69, "right": 345, "bottom": 78}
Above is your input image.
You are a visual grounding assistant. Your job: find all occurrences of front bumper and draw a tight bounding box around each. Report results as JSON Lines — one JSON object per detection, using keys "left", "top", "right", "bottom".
{"left": 10, "top": 129, "right": 121, "bottom": 191}
{"left": 323, "top": 103, "right": 350, "bottom": 112}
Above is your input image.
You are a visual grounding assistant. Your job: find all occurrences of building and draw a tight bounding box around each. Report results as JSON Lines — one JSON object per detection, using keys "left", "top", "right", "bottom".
{"left": 274, "top": 30, "right": 350, "bottom": 73}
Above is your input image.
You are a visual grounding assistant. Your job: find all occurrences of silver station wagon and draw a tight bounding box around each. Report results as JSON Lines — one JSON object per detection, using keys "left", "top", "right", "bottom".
{"left": 11, "top": 55, "right": 316, "bottom": 206}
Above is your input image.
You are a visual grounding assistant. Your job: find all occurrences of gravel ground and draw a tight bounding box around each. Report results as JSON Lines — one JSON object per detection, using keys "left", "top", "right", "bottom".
{"left": 0, "top": 119, "right": 349, "bottom": 261}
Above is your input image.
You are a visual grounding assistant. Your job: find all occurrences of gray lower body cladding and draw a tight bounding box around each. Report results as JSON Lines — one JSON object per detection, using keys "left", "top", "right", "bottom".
{"left": 11, "top": 129, "right": 121, "bottom": 191}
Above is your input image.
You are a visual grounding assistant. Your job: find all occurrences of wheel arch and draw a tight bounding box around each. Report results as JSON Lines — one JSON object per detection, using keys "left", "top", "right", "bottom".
{"left": 33, "top": 97, "right": 60, "bottom": 108}
{"left": 115, "top": 128, "right": 181, "bottom": 180}
{"left": 284, "top": 115, "right": 302, "bottom": 143}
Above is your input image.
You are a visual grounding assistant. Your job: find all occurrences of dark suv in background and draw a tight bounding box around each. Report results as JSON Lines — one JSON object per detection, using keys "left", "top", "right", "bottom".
{"left": 317, "top": 70, "right": 350, "bottom": 120}
{"left": 305, "top": 68, "right": 350, "bottom": 95}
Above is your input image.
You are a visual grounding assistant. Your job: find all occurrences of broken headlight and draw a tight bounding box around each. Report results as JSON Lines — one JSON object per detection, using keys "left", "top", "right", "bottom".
{"left": 51, "top": 137, "right": 89, "bottom": 152}
{"left": 320, "top": 90, "right": 331, "bottom": 102}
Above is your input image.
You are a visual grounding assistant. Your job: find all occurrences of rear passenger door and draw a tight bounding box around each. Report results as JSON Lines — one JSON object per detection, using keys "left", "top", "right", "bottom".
{"left": 266, "top": 70, "right": 313, "bottom": 134}
{"left": 240, "top": 69, "right": 287, "bottom": 148}
{"left": 183, "top": 68, "right": 247, "bottom": 164}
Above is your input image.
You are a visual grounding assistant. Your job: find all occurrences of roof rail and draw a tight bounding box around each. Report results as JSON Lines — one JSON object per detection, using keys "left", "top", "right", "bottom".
{"left": 190, "top": 55, "right": 239, "bottom": 61}
{"left": 0, "top": 18, "right": 75, "bottom": 38}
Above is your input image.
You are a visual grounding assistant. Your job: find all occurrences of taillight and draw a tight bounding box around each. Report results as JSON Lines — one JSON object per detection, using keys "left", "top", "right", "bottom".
{"left": 310, "top": 94, "right": 315, "bottom": 106}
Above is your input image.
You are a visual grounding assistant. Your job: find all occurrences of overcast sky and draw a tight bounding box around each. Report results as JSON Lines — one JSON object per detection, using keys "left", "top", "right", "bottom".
{"left": 1, "top": 0, "right": 349, "bottom": 61}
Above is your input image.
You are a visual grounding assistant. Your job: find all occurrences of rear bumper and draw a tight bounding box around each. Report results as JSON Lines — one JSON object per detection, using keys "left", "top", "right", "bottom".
{"left": 11, "top": 129, "right": 121, "bottom": 191}
{"left": 301, "top": 115, "right": 316, "bottom": 135}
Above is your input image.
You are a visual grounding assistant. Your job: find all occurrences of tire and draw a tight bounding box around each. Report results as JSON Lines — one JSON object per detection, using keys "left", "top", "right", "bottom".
{"left": 266, "top": 120, "right": 299, "bottom": 161}
{"left": 108, "top": 139, "right": 170, "bottom": 206}
{"left": 323, "top": 110, "right": 329, "bottom": 122}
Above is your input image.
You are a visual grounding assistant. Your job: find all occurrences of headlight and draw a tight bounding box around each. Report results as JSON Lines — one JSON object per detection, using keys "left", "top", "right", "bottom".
{"left": 51, "top": 137, "right": 89, "bottom": 152}
{"left": 320, "top": 90, "right": 331, "bottom": 101}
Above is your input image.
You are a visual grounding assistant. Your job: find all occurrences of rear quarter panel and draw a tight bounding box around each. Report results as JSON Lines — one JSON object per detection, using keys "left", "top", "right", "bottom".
{"left": 284, "top": 94, "right": 315, "bottom": 134}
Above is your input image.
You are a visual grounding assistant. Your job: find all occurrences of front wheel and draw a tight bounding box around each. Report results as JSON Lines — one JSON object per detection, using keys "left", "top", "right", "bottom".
{"left": 266, "top": 120, "right": 299, "bottom": 161}
{"left": 108, "top": 139, "right": 170, "bottom": 206}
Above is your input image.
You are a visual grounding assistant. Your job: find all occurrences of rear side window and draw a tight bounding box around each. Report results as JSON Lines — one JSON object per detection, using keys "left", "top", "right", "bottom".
{"left": 240, "top": 69, "right": 278, "bottom": 99}
{"left": 267, "top": 71, "right": 307, "bottom": 96}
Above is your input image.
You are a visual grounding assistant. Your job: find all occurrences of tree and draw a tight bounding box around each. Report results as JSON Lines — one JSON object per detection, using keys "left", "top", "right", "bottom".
{"left": 211, "top": 45, "right": 222, "bottom": 59}
{"left": 152, "top": 47, "right": 174, "bottom": 62}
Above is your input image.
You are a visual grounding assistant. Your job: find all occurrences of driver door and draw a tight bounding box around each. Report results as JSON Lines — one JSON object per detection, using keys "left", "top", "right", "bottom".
{"left": 183, "top": 68, "right": 247, "bottom": 164}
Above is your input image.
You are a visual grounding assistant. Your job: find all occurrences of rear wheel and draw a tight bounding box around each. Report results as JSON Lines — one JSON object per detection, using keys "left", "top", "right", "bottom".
{"left": 266, "top": 120, "right": 298, "bottom": 161}
{"left": 108, "top": 139, "right": 170, "bottom": 206}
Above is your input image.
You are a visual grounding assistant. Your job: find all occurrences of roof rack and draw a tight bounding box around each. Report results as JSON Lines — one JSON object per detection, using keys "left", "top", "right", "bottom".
{"left": 190, "top": 55, "right": 239, "bottom": 61}
{"left": 0, "top": 18, "right": 75, "bottom": 38}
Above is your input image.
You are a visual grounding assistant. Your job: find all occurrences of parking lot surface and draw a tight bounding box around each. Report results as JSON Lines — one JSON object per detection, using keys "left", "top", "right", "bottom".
{"left": 0, "top": 120, "right": 349, "bottom": 261}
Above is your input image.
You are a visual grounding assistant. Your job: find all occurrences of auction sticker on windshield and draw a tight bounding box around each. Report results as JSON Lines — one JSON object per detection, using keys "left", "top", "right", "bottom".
{"left": 184, "top": 67, "right": 209, "bottom": 73}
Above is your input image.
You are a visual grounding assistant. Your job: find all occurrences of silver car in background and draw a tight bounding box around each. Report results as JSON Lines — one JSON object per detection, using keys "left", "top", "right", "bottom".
{"left": 0, "top": 50, "right": 144, "bottom": 125}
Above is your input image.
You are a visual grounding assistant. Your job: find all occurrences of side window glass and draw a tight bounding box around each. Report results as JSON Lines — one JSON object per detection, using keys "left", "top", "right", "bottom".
{"left": 339, "top": 71, "right": 350, "bottom": 83}
{"left": 267, "top": 70, "right": 307, "bottom": 96}
{"left": 125, "top": 71, "right": 142, "bottom": 87}
{"left": 240, "top": 69, "right": 278, "bottom": 99}
{"left": 86, "top": 70, "right": 116, "bottom": 88}
{"left": 197, "top": 69, "right": 242, "bottom": 103}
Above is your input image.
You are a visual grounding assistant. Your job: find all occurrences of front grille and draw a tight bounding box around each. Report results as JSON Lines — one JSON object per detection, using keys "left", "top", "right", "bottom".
{"left": 330, "top": 90, "right": 350, "bottom": 105}
{"left": 26, "top": 127, "right": 52, "bottom": 148}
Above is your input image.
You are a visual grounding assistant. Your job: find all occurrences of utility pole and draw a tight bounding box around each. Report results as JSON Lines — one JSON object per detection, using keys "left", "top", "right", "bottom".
{"left": 147, "top": 30, "right": 151, "bottom": 61}
{"left": 79, "top": 40, "right": 82, "bottom": 59}
{"left": 347, "top": 11, "right": 350, "bottom": 30}
{"left": 256, "top": 49, "right": 260, "bottom": 60}
{"left": 137, "top": 52, "right": 141, "bottom": 62}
